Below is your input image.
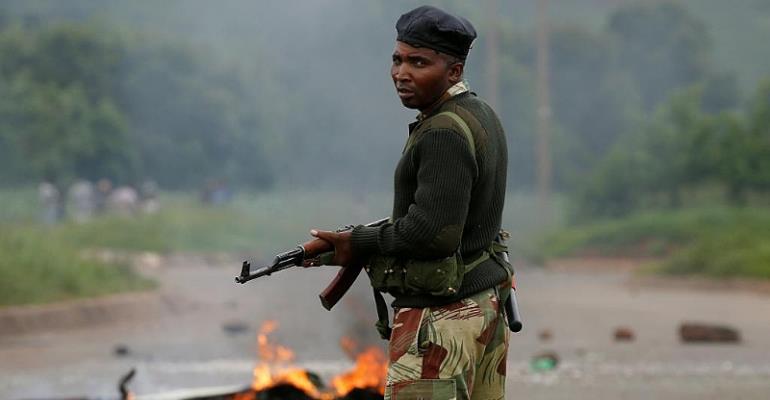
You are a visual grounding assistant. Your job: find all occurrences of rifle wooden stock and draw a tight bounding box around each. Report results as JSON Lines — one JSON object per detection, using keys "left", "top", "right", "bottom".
{"left": 319, "top": 263, "right": 364, "bottom": 311}
{"left": 301, "top": 236, "right": 364, "bottom": 311}
{"left": 310, "top": 217, "right": 389, "bottom": 311}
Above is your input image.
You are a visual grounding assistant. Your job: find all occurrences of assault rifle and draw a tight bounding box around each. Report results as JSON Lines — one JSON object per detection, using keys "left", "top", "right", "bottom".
{"left": 235, "top": 217, "right": 389, "bottom": 311}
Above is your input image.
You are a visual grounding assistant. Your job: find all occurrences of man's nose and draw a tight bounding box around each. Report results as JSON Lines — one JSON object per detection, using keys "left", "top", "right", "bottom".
{"left": 393, "top": 64, "right": 411, "bottom": 81}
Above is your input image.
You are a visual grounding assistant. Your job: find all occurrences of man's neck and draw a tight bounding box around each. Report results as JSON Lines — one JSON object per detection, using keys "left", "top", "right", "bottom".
{"left": 417, "top": 81, "right": 470, "bottom": 119}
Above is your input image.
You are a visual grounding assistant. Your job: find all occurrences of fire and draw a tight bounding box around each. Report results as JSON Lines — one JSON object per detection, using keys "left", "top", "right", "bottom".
{"left": 248, "top": 320, "right": 326, "bottom": 398}
{"left": 246, "top": 321, "right": 387, "bottom": 398}
{"left": 257, "top": 320, "right": 295, "bottom": 364}
{"left": 330, "top": 342, "right": 388, "bottom": 395}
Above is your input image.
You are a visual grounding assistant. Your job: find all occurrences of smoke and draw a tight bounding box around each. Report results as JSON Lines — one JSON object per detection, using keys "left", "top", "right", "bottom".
{"left": 2, "top": 0, "right": 764, "bottom": 192}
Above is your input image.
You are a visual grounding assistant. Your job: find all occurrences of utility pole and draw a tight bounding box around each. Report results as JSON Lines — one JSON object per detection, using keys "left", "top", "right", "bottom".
{"left": 485, "top": 0, "right": 500, "bottom": 110}
{"left": 535, "top": 0, "right": 552, "bottom": 217}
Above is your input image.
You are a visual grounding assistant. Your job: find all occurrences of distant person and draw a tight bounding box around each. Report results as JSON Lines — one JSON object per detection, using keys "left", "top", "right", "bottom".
{"left": 68, "top": 179, "right": 95, "bottom": 223}
{"left": 95, "top": 178, "right": 113, "bottom": 214}
{"left": 139, "top": 180, "right": 160, "bottom": 214}
{"left": 38, "top": 181, "right": 62, "bottom": 224}
{"left": 200, "top": 180, "right": 215, "bottom": 204}
{"left": 211, "top": 179, "right": 233, "bottom": 205}
{"left": 201, "top": 179, "right": 232, "bottom": 206}
{"left": 107, "top": 185, "right": 139, "bottom": 216}
{"left": 309, "top": 6, "right": 513, "bottom": 399}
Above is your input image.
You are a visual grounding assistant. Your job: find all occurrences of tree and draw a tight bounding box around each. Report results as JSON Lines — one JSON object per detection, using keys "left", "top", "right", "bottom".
{"left": 505, "top": 25, "right": 643, "bottom": 190}
{"left": 608, "top": 1, "right": 713, "bottom": 110}
{"left": 0, "top": 20, "right": 277, "bottom": 190}
{"left": 0, "top": 77, "right": 134, "bottom": 185}
{"left": 575, "top": 80, "right": 770, "bottom": 218}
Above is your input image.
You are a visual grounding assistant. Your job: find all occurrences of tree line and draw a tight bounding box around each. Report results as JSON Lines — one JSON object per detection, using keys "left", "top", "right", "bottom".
{"left": 0, "top": 1, "right": 767, "bottom": 212}
{"left": 0, "top": 17, "right": 274, "bottom": 190}
{"left": 576, "top": 81, "right": 770, "bottom": 218}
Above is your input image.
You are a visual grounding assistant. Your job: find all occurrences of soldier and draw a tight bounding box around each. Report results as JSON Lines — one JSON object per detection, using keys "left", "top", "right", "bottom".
{"left": 312, "top": 6, "right": 512, "bottom": 399}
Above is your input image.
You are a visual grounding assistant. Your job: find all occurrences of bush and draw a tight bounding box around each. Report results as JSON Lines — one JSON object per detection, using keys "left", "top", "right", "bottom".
{"left": 661, "top": 230, "right": 770, "bottom": 279}
{"left": 537, "top": 206, "right": 770, "bottom": 279}
{"left": 0, "top": 227, "right": 154, "bottom": 306}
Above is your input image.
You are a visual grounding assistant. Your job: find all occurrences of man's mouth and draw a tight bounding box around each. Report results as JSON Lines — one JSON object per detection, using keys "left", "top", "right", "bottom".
{"left": 397, "top": 87, "right": 415, "bottom": 99}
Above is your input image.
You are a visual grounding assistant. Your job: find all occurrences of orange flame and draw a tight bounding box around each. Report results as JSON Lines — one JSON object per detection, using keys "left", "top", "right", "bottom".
{"left": 250, "top": 320, "right": 325, "bottom": 398}
{"left": 331, "top": 339, "right": 388, "bottom": 396}
{"left": 249, "top": 322, "right": 387, "bottom": 398}
{"left": 257, "top": 320, "right": 295, "bottom": 363}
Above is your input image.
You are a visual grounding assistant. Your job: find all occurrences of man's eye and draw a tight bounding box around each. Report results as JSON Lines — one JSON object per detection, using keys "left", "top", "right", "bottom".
{"left": 413, "top": 59, "right": 425, "bottom": 67}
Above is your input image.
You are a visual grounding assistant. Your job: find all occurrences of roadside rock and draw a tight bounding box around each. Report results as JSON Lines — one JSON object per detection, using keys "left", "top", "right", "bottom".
{"left": 679, "top": 322, "right": 741, "bottom": 343}
{"left": 614, "top": 327, "right": 635, "bottom": 342}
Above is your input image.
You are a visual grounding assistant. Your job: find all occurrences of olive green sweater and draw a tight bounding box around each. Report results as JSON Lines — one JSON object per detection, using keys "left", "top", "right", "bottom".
{"left": 351, "top": 91, "right": 509, "bottom": 306}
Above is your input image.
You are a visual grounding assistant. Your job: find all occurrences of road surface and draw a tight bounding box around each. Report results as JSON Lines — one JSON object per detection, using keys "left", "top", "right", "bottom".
{"left": 1, "top": 255, "right": 769, "bottom": 399}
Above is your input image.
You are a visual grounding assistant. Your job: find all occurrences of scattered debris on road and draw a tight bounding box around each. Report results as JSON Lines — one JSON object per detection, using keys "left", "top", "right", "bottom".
{"left": 679, "top": 322, "right": 741, "bottom": 343}
{"left": 113, "top": 344, "right": 131, "bottom": 357}
{"left": 614, "top": 326, "right": 635, "bottom": 342}
{"left": 222, "top": 320, "right": 251, "bottom": 336}
{"left": 531, "top": 351, "right": 559, "bottom": 372}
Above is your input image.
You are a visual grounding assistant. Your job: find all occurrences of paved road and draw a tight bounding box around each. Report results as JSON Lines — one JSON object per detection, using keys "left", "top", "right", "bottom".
{"left": 1, "top": 257, "right": 769, "bottom": 399}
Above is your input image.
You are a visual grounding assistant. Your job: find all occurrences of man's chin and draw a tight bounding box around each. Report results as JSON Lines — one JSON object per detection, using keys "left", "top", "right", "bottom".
{"left": 399, "top": 98, "right": 421, "bottom": 109}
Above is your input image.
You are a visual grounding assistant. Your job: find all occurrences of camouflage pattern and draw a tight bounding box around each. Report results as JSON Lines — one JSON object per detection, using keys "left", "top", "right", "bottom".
{"left": 384, "top": 280, "right": 511, "bottom": 400}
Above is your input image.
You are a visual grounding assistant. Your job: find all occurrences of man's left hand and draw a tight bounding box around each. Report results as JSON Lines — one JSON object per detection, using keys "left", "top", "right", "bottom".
{"left": 310, "top": 229, "right": 354, "bottom": 267}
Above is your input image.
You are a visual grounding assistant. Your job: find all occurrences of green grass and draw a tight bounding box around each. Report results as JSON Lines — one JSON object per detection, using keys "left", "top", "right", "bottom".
{"left": 51, "top": 191, "right": 395, "bottom": 256}
{"left": 0, "top": 187, "right": 38, "bottom": 223}
{"left": 538, "top": 206, "right": 770, "bottom": 279}
{"left": 661, "top": 230, "right": 770, "bottom": 279}
{"left": 0, "top": 227, "right": 155, "bottom": 306}
{"left": 2, "top": 189, "right": 563, "bottom": 258}
{"left": 0, "top": 188, "right": 564, "bottom": 306}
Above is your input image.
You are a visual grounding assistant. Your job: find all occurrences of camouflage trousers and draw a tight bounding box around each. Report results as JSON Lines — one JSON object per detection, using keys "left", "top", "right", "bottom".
{"left": 384, "top": 281, "right": 511, "bottom": 400}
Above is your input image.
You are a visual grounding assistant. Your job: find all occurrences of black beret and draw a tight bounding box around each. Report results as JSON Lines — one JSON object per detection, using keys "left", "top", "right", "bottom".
{"left": 396, "top": 5, "right": 477, "bottom": 60}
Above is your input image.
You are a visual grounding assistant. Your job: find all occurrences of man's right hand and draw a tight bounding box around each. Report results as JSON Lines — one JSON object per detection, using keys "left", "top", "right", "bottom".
{"left": 309, "top": 229, "right": 355, "bottom": 267}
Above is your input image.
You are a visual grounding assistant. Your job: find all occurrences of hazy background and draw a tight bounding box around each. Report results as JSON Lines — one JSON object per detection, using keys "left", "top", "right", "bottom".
{"left": 1, "top": 1, "right": 770, "bottom": 399}
{"left": 2, "top": 0, "right": 768, "bottom": 193}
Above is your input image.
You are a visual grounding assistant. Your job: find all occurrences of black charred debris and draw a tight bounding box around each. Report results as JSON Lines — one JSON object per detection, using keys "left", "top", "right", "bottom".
{"left": 104, "top": 368, "right": 381, "bottom": 400}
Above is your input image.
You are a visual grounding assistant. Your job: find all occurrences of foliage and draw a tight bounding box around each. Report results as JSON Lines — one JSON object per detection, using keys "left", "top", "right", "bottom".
{"left": 538, "top": 206, "right": 770, "bottom": 279}
{"left": 0, "top": 0, "right": 755, "bottom": 194}
{"left": 114, "top": 41, "right": 274, "bottom": 189}
{"left": 607, "top": 1, "right": 713, "bottom": 110}
{"left": 660, "top": 230, "right": 770, "bottom": 279}
{"left": 504, "top": 24, "right": 641, "bottom": 189}
{"left": 6, "top": 191, "right": 391, "bottom": 254}
{"left": 0, "top": 21, "right": 274, "bottom": 189}
{"left": 0, "top": 187, "right": 37, "bottom": 223}
{"left": 0, "top": 75, "right": 134, "bottom": 185}
{"left": 501, "top": 1, "right": 729, "bottom": 190}
{"left": 0, "top": 226, "right": 154, "bottom": 306}
{"left": 576, "top": 80, "right": 770, "bottom": 218}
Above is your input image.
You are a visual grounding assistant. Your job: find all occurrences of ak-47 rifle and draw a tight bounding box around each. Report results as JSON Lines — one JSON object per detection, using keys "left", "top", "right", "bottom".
{"left": 235, "top": 217, "right": 389, "bottom": 311}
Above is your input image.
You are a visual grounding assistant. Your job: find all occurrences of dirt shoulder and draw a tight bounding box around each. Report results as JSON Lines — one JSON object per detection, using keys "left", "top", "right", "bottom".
{"left": 0, "top": 291, "right": 177, "bottom": 336}
{"left": 546, "top": 256, "right": 770, "bottom": 295}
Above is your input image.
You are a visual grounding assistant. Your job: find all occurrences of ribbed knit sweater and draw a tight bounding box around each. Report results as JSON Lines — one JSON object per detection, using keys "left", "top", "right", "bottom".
{"left": 351, "top": 91, "right": 509, "bottom": 306}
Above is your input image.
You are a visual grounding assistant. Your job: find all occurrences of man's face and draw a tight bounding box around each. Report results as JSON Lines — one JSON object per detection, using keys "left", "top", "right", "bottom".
{"left": 391, "top": 41, "right": 462, "bottom": 111}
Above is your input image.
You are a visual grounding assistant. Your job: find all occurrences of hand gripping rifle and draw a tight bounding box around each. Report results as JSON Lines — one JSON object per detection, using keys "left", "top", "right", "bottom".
{"left": 235, "top": 217, "right": 389, "bottom": 311}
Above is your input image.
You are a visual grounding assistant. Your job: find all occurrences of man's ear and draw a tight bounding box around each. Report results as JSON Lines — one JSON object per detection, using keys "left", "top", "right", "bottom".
{"left": 448, "top": 62, "right": 464, "bottom": 85}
